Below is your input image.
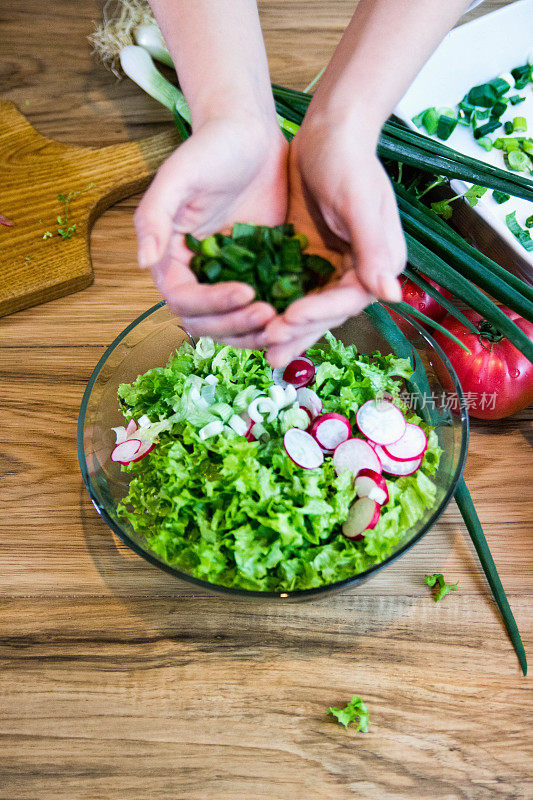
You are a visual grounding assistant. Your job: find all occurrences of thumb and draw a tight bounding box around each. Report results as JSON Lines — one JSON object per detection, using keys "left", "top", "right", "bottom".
{"left": 134, "top": 152, "right": 191, "bottom": 269}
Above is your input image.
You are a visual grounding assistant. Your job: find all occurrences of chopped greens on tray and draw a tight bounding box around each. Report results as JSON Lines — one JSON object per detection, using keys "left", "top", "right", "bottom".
{"left": 412, "top": 60, "right": 533, "bottom": 251}
{"left": 185, "top": 223, "right": 335, "bottom": 313}
{"left": 110, "top": 333, "right": 441, "bottom": 592}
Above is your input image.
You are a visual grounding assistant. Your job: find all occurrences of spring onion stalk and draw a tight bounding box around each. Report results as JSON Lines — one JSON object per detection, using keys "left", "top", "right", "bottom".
{"left": 455, "top": 479, "right": 527, "bottom": 677}
{"left": 382, "top": 302, "right": 470, "bottom": 351}
{"left": 404, "top": 233, "right": 533, "bottom": 358}
{"left": 133, "top": 24, "right": 174, "bottom": 67}
{"left": 119, "top": 45, "right": 191, "bottom": 122}
{"left": 303, "top": 66, "right": 325, "bottom": 94}
{"left": 402, "top": 267, "right": 479, "bottom": 333}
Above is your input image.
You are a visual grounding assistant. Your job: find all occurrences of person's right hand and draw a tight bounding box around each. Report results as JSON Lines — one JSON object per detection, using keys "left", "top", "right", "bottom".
{"left": 134, "top": 116, "right": 288, "bottom": 349}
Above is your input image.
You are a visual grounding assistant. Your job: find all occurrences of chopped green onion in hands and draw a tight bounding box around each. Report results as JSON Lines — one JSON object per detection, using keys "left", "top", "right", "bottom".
{"left": 185, "top": 224, "right": 334, "bottom": 313}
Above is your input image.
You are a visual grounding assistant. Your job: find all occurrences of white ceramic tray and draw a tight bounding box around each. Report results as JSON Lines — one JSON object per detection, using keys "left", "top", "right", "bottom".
{"left": 395, "top": 0, "right": 533, "bottom": 277}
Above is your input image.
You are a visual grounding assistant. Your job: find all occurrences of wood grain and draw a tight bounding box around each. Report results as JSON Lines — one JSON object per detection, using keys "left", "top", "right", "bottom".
{"left": 0, "top": 1, "right": 531, "bottom": 799}
{"left": 0, "top": 101, "right": 178, "bottom": 316}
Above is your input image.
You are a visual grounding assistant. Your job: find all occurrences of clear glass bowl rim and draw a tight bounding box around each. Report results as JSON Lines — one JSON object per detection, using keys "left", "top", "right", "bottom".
{"left": 77, "top": 300, "right": 469, "bottom": 600}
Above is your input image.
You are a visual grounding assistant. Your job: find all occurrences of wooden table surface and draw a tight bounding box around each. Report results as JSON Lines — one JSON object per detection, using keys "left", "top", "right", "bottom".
{"left": 1, "top": 2, "right": 532, "bottom": 798}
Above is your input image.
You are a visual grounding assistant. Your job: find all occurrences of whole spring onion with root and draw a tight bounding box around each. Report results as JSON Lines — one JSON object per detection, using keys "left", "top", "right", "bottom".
{"left": 90, "top": 3, "right": 529, "bottom": 673}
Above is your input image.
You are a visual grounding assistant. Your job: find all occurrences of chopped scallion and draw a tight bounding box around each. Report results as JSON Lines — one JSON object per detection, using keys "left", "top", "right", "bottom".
{"left": 477, "top": 136, "right": 493, "bottom": 151}
{"left": 506, "top": 211, "right": 533, "bottom": 252}
{"left": 525, "top": 215, "right": 533, "bottom": 229}
{"left": 504, "top": 121, "right": 514, "bottom": 135}
{"left": 492, "top": 190, "right": 510, "bottom": 204}
{"left": 513, "top": 116, "right": 527, "bottom": 132}
{"left": 474, "top": 120, "right": 501, "bottom": 139}
{"left": 509, "top": 94, "right": 526, "bottom": 105}
{"left": 506, "top": 150, "right": 530, "bottom": 171}
{"left": 436, "top": 114, "right": 457, "bottom": 140}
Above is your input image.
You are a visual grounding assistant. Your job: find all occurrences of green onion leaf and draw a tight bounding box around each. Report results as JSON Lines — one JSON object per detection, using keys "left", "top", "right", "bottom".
{"left": 455, "top": 479, "right": 527, "bottom": 677}
{"left": 382, "top": 301, "right": 471, "bottom": 352}
{"left": 492, "top": 190, "right": 511, "bottom": 204}
{"left": 506, "top": 211, "right": 533, "bottom": 252}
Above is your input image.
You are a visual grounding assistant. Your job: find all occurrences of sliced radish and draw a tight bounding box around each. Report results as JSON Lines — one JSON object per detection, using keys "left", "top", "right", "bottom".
{"left": 137, "top": 414, "right": 152, "bottom": 429}
{"left": 296, "top": 387, "right": 322, "bottom": 419}
{"left": 244, "top": 421, "right": 255, "bottom": 442}
{"left": 354, "top": 469, "right": 389, "bottom": 506}
{"left": 128, "top": 440, "right": 155, "bottom": 462}
{"left": 374, "top": 445, "right": 422, "bottom": 476}
{"left": 205, "top": 374, "right": 218, "bottom": 385}
{"left": 310, "top": 413, "right": 351, "bottom": 452}
{"left": 302, "top": 407, "right": 314, "bottom": 427}
{"left": 283, "top": 357, "right": 315, "bottom": 388}
{"left": 333, "top": 438, "right": 382, "bottom": 477}
{"left": 284, "top": 428, "right": 324, "bottom": 470}
{"left": 356, "top": 399, "right": 406, "bottom": 446}
{"left": 342, "top": 497, "right": 381, "bottom": 540}
{"left": 199, "top": 420, "right": 224, "bottom": 440}
{"left": 125, "top": 418, "right": 138, "bottom": 437}
{"left": 272, "top": 368, "right": 288, "bottom": 388}
{"left": 383, "top": 423, "right": 427, "bottom": 462}
{"left": 111, "top": 426, "right": 127, "bottom": 445}
{"left": 111, "top": 438, "right": 142, "bottom": 463}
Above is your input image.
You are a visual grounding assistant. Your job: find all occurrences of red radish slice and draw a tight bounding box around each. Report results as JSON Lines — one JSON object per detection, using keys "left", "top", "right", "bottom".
{"left": 333, "top": 438, "right": 382, "bottom": 477}
{"left": 283, "top": 357, "right": 315, "bottom": 388}
{"left": 125, "top": 418, "right": 138, "bottom": 437}
{"left": 356, "top": 399, "right": 406, "bottom": 446}
{"left": 310, "top": 413, "right": 351, "bottom": 451}
{"left": 374, "top": 445, "right": 422, "bottom": 476}
{"left": 302, "top": 407, "right": 313, "bottom": 426}
{"left": 342, "top": 497, "right": 381, "bottom": 540}
{"left": 245, "top": 421, "right": 255, "bottom": 442}
{"left": 296, "top": 387, "right": 322, "bottom": 419}
{"left": 354, "top": 469, "right": 389, "bottom": 506}
{"left": 111, "top": 438, "right": 142, "bottom": 463}
{"left": 127, "top": 440, "right": 155, "bottom": 462}
{"left": 284, "top": 428, "right": 324, "bottom": 470}
{"left": 383, "top": 423, "right": 427, "bottom": 462}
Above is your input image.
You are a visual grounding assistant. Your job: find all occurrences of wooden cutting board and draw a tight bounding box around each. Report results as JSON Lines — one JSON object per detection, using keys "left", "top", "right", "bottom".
{"left": 0, "top": 101, "right": 179, "bottom": 317}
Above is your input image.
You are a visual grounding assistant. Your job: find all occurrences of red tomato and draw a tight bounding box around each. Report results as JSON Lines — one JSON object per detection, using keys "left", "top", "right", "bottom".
{"left": 433, "top": 308, "right": 533, "bottom": 420}
{"left": 401, "top": 275, "right": 452, "bottom": 322}
{"left": 390, "top": 275, "right": 452, "bottom": 334}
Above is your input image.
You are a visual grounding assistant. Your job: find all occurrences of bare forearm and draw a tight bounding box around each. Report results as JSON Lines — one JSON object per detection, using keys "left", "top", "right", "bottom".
{"left": 308, "top": 0, "right": 472, "bottom": 139}
{"left": 149, "top": 0, "right": 276, "bottom": 129}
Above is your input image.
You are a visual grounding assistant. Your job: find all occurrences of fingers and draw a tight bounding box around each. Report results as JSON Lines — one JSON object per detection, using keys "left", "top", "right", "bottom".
{"left": 283, "top": 278, "right": 372, "bottom": 328}
{"left": 134, "top": 151, "right": 192, "bottom": 270}
{"left": 181, "top": 301, "right": 276, "bottom": 338}
{"left": 163, "top": 278, "right": 256, "bottom": 318}
{"left": 345, "top": 180, "right": 406, "bottom": 303}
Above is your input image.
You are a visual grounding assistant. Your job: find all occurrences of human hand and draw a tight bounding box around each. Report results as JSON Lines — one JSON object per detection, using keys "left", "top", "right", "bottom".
{"left": 263, "top": 119, "right": 406, "bottom": 367}
{"left": 134, "top": 117, "right": 288, "bottom": 348}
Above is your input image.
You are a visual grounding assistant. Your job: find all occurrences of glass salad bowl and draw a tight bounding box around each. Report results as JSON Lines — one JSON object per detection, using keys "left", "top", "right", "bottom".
{"left": 77, "top": 301, "right": 468, "bottom": 600}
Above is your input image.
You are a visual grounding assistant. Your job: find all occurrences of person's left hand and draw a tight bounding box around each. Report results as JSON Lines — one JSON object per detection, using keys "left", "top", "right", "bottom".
{"left": 263, "top": 119, "right": 406, "bottom": 367}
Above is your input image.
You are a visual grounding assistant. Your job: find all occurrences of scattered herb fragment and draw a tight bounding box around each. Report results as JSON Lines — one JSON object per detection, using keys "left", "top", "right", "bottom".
{"left": 506, "top": 211, "right": 533, "bottom": 252}
{"left": 424, "top": 573, "right": 458, "bottom": 602}
{"left": 328, "top": 696, "right": 369, "bottom": 732}
{"left": 43, "top": 183, "right": 95, "bottom": 241}
{"left": 492, "top": 190, "right": 510, "bottom": 204}
{"left": 0, "top": 213, "right": 14, "bottom": 227}
{"left": 430, "top": 184, "right": 487, "bottom": 218}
